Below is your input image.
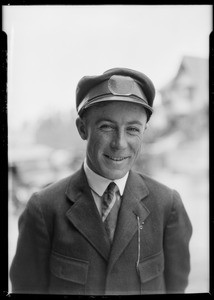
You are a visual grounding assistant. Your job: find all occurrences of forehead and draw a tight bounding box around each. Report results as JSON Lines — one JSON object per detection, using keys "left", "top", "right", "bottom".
{"left": 83, "top": 101, "right": 147, "bottom": 123}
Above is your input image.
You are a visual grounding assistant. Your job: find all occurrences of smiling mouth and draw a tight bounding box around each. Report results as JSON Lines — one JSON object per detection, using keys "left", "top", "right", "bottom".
{"left": 104, "top": 154, "right": 130, "bottom": 161}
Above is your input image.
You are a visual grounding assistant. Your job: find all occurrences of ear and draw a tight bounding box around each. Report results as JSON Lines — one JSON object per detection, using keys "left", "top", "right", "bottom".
{"left": 76, "top": 117, "right": 88, "bottom": 140}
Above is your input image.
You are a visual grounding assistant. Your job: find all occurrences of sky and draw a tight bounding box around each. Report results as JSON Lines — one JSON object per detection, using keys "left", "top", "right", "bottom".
{"left": 3, "top": 5, "right": 212, "bottom": 129}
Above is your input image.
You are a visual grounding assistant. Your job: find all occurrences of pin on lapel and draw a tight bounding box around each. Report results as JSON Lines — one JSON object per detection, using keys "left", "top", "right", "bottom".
{"left": 136, "top": 216, "right": 144, "bottom": 230}
{"left": 139, "top": 221, "right": 144, "bottom": 230}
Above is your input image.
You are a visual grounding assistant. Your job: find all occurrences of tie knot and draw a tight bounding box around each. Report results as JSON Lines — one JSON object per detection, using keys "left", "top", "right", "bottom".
{"left": 106, "top": 182, "right": 119, "bottom": 196}
{"left": 102, "top": 182, "right": 120, "bottom": 223}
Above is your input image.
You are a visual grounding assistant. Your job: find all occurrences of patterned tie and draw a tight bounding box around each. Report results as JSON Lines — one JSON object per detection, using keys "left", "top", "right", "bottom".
{"left": 102, "top": 182, "right": 120, "bottom": 243}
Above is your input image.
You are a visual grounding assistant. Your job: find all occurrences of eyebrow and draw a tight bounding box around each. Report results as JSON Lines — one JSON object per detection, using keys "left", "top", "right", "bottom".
{"left": 127, "top": 121, "right": 143, "bottom": 126}
{"left": 95, "top": 119, "right": 143, "bottom": 126}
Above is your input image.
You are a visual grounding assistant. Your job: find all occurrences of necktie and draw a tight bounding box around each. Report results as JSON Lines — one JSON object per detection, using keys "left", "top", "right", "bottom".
{"left": 102, "top": 182, "right": 120, "bottom": 243}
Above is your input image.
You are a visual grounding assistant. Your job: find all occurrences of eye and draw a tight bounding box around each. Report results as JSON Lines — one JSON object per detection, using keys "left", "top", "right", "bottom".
{"left": 127, "top": 127, "right": 140, "bottom": 134}
{"left": 99, "top": 124, "right": 114, "bottom": 131}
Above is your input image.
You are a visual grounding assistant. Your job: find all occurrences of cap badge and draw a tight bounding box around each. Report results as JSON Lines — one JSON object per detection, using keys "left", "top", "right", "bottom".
{"left": 108, "top": 75, "right": 135, "bottom": 96}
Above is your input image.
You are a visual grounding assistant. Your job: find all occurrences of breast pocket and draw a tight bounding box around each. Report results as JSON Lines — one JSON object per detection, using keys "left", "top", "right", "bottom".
{"left": 138, "top": 251, "right": 164, "bottom": 287}
{"left": 50, "top": 251, "right": 89, "bottom": 290}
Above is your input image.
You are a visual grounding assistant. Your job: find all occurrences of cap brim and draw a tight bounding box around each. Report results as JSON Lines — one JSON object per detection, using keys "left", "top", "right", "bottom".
{"left": 78, "top": 95, "right": 153, "bottom": 115}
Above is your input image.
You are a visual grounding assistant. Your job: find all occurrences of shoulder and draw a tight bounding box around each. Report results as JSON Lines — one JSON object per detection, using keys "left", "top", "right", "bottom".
{"left": 38, "top": 167, "right": 83, "bottom": 196}
{"left": 27, "top": 168, "right": 84, "bottom": 212}
{"left": 132, "top": 170, "right": 182, "bottom": 209}
{"left": 142, "top": 173, "right": 173, "bottom": 193}
{"left": 134, "top": 170, "right": 174, "bottom": 195}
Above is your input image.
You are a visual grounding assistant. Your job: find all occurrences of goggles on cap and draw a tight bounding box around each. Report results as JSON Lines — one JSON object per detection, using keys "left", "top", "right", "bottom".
{"left": 77, "top": 75, "right": 153, "bottom": 116}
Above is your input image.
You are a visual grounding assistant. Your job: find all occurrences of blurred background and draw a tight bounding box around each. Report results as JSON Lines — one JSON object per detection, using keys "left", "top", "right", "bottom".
{"left": 3, "top": 5, "right": 211, "bottom": 294}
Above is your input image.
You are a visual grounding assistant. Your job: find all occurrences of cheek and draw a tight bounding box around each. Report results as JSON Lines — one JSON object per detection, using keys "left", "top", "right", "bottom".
{"left": 129, "top": 136, "right": 143, "bottom": 154}
{"left": 87, "top": 132, "right": 108, "bottom": 153}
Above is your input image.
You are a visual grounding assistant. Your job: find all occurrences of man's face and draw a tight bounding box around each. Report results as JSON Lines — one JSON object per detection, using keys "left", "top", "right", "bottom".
{"left": 76, "top": 101, "right": 148, "bottom": 180}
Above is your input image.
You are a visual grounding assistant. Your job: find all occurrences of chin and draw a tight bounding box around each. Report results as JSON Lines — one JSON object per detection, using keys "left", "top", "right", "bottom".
{"left": 103, "top": 169, "right": 127, "bottom": 180}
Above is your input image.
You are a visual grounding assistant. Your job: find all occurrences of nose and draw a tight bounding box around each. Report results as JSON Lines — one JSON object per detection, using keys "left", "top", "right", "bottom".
{"left": 110, "top": 129, "right": 127, "bottom": 150}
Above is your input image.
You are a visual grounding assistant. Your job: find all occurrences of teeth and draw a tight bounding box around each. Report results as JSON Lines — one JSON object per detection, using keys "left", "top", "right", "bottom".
{"left": 106, "top": 155, "right": 128, "bottom": 161}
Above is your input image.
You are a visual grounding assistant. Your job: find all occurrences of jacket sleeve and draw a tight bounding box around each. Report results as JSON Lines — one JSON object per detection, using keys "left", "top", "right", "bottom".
{"left": 163, "top": 190, "right": 193, "bottom": 293}
{"left": 10, "top": 193, "right": 51, "bottom": 294}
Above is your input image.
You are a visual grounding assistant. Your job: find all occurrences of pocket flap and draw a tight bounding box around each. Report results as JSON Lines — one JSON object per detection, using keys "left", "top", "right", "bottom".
{"left": 138, "top": 251, "right": 164, "bottom": 283}
{"left": 50, "top": 252, "right": 89, "bottom": 284}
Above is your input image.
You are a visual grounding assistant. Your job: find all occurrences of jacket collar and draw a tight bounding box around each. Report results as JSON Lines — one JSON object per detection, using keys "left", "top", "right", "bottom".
{"left": 65, "top": 166, "right": 111, "bottom": 261}
{"left": 65, "top": 166, "right": 150, "bottom": 266}
{"left": 107, "top": 169, "right": 150, "bottom": 273}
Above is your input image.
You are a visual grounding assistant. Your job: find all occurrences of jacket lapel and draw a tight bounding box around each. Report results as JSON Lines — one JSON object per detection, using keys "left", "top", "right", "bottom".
{"left": 107, "top": 170, "right": 150, "bottom": 273}
{"left": 65, "top": 167, "right": 111, "bottom": 261}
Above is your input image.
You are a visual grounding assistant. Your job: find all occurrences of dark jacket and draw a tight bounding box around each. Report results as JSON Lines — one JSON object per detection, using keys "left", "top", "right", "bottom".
{"left": 10, "top": 167, "right": 192, "bottom": 295}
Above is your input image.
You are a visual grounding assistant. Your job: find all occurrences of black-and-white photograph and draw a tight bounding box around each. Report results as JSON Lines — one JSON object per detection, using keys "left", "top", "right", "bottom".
{"left": 4, "top": 4, "right": 211, "bottom": 295}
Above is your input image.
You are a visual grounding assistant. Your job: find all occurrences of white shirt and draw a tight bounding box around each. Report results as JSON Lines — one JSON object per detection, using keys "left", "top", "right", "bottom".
{"left": 83, "top": 160, "right": 129, "bottom": 216}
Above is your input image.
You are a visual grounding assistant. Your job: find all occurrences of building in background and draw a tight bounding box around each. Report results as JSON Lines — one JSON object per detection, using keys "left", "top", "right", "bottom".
{"left": 139, "top": 55, "right": 209, "bottom": 177}
{"left": 160, "top": 55, "right": 208, "bottom": 117}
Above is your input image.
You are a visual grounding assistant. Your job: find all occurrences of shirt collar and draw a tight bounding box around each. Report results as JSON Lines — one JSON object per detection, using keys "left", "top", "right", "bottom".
{"left": 83, "top": 159, "right": 129, "bottom": 196}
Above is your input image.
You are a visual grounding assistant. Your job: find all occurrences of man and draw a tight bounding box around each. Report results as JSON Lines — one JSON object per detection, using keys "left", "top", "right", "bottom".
{"left": 10, "top": 68, "right": 192, "bottom": 295}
